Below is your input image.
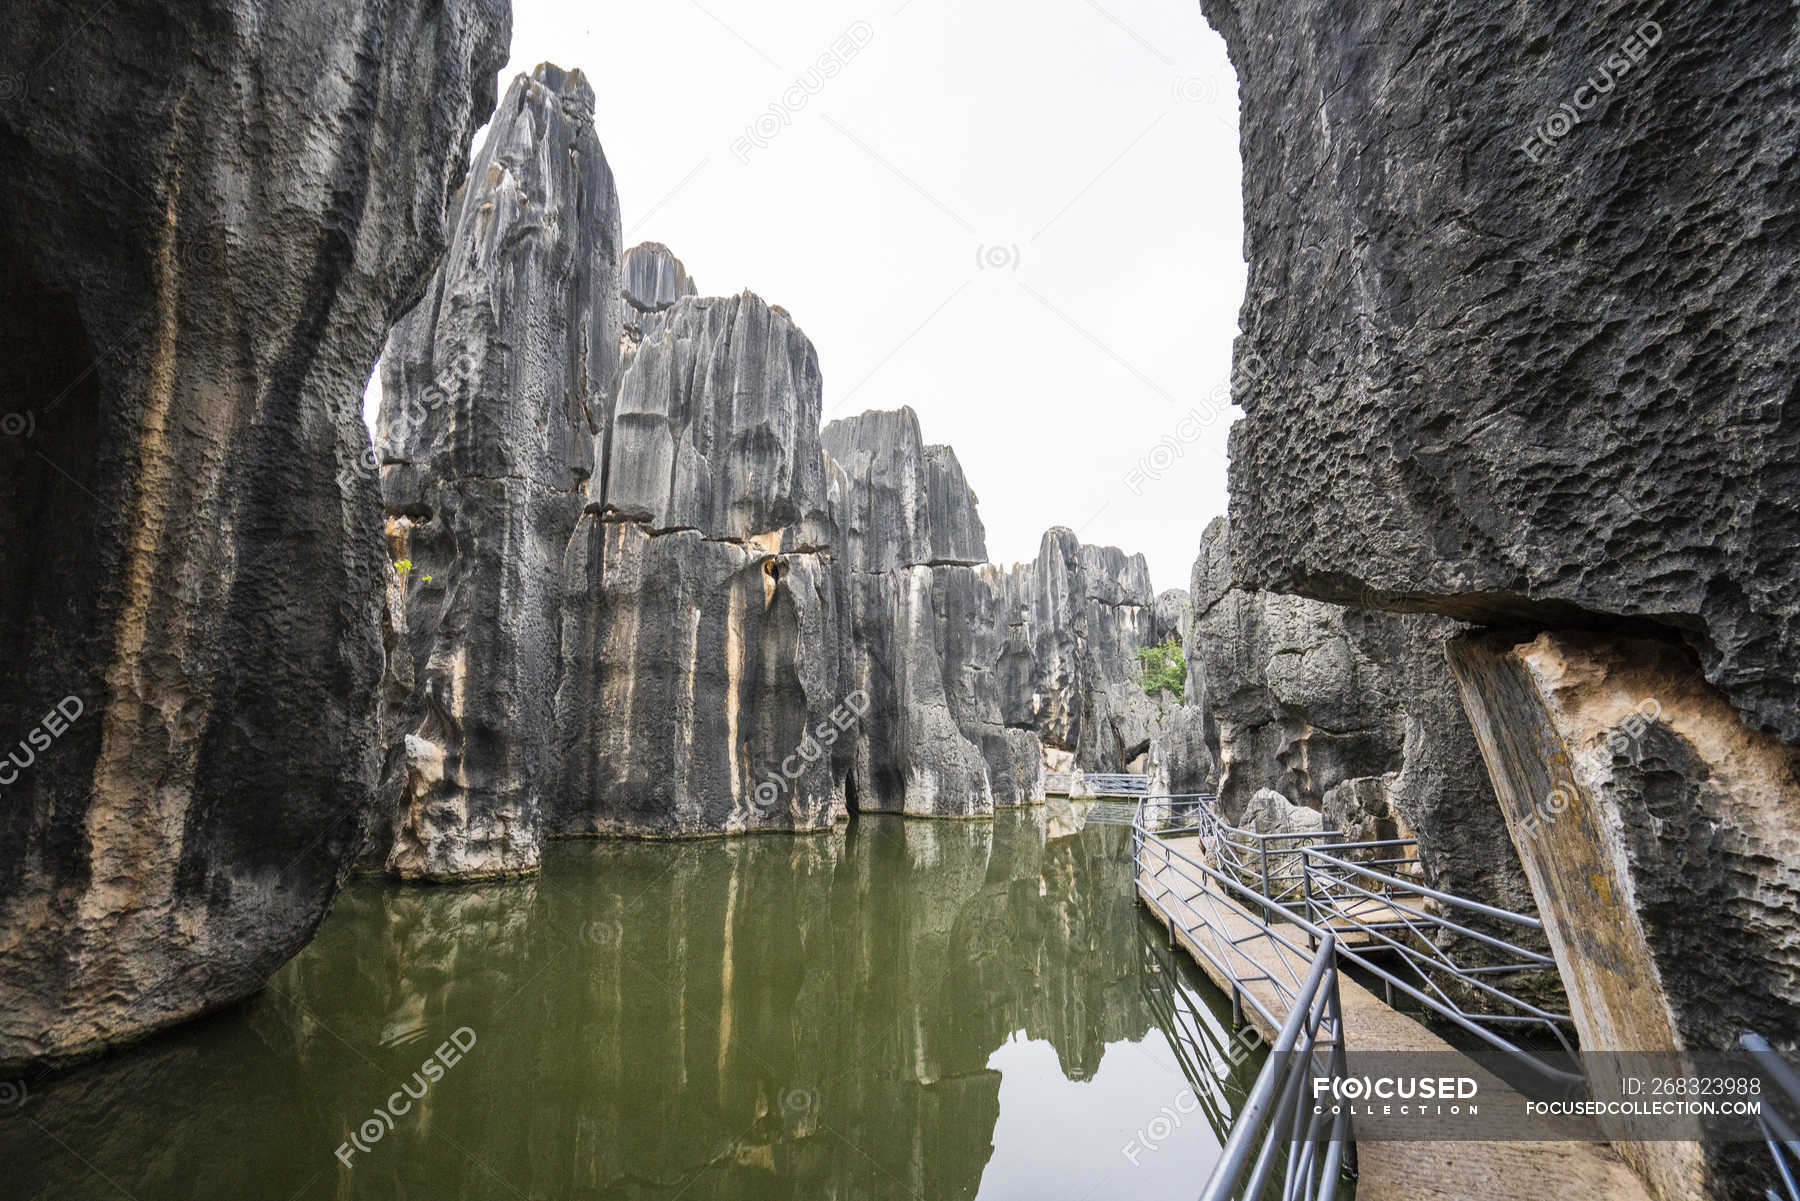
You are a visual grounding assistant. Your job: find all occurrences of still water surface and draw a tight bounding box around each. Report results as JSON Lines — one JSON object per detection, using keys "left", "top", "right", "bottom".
{"left": 9, "top": 809, "right": 1263, "bottom": 1199}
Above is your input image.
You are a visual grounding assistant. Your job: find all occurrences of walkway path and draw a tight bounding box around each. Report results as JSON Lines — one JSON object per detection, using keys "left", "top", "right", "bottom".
{"left": 1137, "top": 833, "right": 1652, "bottom": 1201}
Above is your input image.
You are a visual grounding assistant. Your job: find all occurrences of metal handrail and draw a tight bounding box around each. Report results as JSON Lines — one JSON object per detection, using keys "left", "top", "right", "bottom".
{"left": 1742, "top": 1032, "right": 1800, "bottom": 1201}
{"left": 1200, "top": 935, "right": 1350, "bottom": 1201}
{"left": 1046, "top": 771, "right": 1154, "bottom": 797}
{"left": 1300, "top": 845, "right": 1580, "bottom": 1070}
{"left": 1133, "top": 804, "right": 1334, "bottom": 1033}
{"left": 1133, "top": 796, "right": 1355, "bottom": 1200}
{"left": 1133, "top": 793, "right": 1582, "bottom": 1086}
{"left": 1084, "top": 772, "right": 1151, "bottom": 795}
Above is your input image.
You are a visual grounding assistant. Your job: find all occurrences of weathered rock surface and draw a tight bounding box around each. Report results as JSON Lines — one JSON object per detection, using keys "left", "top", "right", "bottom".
{"left": 618, "top": 240, "right": 697, "bottom": 347}
{"left": 555, "top": 290, "right": 845, "bottom": 835}
{"left": 823, "top": 409, "right": 1005, "bottom": 816}
{"left": 554, "top": 524, "right": 842, "bottom": 836}
{"left": 601, "top": 291, "right": 831, "bottom": 549}
{"left": 1153, "top": 588, "right": 1191, "bottom": 646}
{"left": 1451, "top": 631, "right": 1799, "bottom": 1201}
{"left": 931, "top": 563, "right": 1046, "bottom": 809}
{"left": 1212, "top": 5, "right": 1799, "bottom": 1196}
{"left": 825, "top": 408, "right": 987, "bottom": 574}
{"left": 1207, "top": 0, "right": 1800, "bottom": 749}
{"left": 0, "top": 0, "right": 508, "bottom": 1069}
{"left": 1005, "top": 528, "right": 1167, "bottom": 773}
{"left": 377, "top": 63, "right": 617, "bottom": 881}
{"left": 1175, "top": 518, "right": 1540, "bottom": 914}
{"left": 1145, "top": 705, "right": 1217, "bottom": 799}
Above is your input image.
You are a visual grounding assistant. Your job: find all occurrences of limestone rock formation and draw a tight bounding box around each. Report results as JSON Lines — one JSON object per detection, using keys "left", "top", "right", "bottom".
{"left": 0, "top": 0, "right": 508, "bottom": 1069}
{"left": 377, "top": 64, "right": 618, "bottom": 881}
{"left": 555, "top": 291, "right": 844, "bottom": 835}
{"left": 1207, "top": 0, "right": 1800, "bottom": 749}
{"left": 1451, "top": 631, "right": 1798, "bottom": 1200}
{"left": 823, "top": 408, "right": 1012, "bottom": 816}
{"left": 1153, "top": 588, "right": 1191, "bottom": 646}
{"left": 1176, "top": 518, "right": 1539, "bottom": 914}
{"left": 826, "top": 409, "right": 987, "bottom": 573}
{"left": 619, "top": 241, "right": 697, "bottom": 348}
{"left": 600, "top": 292, "right": 832, "bottom": 550}
{"left": 1006, "top": 528, "right": 1167, "bottom": 773}
{"left": 1209, "top": 5, "right": 1800, "bottom": 1196}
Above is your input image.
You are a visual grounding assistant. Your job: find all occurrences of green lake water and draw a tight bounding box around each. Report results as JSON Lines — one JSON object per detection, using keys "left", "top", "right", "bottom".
{"left": 6, "top": 809, "right": 1264, "bottom": 1200}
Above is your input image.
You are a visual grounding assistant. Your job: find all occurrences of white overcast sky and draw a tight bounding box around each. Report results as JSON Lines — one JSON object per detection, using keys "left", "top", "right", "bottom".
{"left": 370, "top": 0, "right": 1244, "bottom": 592}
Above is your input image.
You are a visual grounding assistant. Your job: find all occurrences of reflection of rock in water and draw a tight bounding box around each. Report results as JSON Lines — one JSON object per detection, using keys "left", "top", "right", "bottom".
{"left": 12, "top": 814, "right": 1229, "bottom": 1201}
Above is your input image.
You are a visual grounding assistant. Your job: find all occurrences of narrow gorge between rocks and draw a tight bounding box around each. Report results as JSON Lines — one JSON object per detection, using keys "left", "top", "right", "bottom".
{"left": 1, "top": 2, "right": 1796, "bottom": 1200}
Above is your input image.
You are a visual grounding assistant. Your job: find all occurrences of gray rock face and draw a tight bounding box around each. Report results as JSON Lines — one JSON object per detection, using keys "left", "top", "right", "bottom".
{"left": 825, "top": 408, "right": 987, "bottom": 573}
{"left": 932, "top": 564, "right": 1046, "bottom": 809}
{"left": 0, "top": 0, "right": 508, "bottom": 1070}
{"left": 1153, "top": 589, "right": 1191, "bottom": 647}
{"left": 1211, "top": 5, "right": 1798, "bottom": 1195}
{"left": 1179, "top": 518, "right": 1539, "bottom": 914}
{"left": 377, "top": 64, "right": 618, "bottom": 881}
{"left": 824, "top": 409, "right": 1004, "bottom": 816}
{"left": 619, "top": 241, "right": 697, "bottom": 346}
{"left": 602, "top": 292, "right": 831, "bottom": 550}
{"left": 1005, "top": 528, "right": 1165, "bottom": 772}
{"left": 555, "top": 291, "right": 845, "bottom": 835}
{"left": 1146, "top": 706, "right": 1217, "bottom": 799}
{"left": 554, "top": 523, "right": 843, "bottom": 835}
{"left": 1206, "top": 0, "right": 1800, "bottom": 747}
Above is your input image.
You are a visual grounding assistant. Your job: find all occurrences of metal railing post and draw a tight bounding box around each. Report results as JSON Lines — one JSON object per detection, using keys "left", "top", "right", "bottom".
{"left": 1330, "top": 964, "right": 1356, "bottom": 1179}
{"left": 1742, "top": 1032, "right": 1800, "bottom": 1201}
{"left": 1303, "top": 850, "right": 1317, "bottom": 951}
{"left": 1260, "top": 839, "right": 1274, "bottom": 924}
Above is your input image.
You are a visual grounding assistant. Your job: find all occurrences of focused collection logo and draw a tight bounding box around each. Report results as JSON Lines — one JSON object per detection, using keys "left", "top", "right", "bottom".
{"left": 1312, "top": 1075, "right": 1480, "bottom": 1117}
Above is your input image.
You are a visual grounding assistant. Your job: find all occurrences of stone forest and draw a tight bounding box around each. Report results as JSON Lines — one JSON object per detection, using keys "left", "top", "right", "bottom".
{"left": 0, "top": 2, "right": 1795, "bottom": 1201}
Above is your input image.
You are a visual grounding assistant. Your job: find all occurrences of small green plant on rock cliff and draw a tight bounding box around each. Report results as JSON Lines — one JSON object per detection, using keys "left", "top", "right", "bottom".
{"left": 393, "top": 558, "right": 412, "bottom": 575}
{"left": 1135, "top": 636, "right": 1185, "bottom": 702}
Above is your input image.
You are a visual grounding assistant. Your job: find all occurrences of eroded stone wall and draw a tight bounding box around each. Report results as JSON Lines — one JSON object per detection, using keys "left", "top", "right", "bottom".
{"left": 377, "top": 64, "right": 617, "bottom": 880}
{"left": 1207, "top": 2, "right": 1800, "bottom": 1196}
{"left": 0, "top": 0, "right": 509, "bottom": 1069}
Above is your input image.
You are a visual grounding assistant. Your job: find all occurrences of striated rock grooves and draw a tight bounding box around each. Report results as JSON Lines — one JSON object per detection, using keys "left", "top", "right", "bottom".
{"left": 555, "top": 291, "right": 844, "bottom": 836}
{"left": 1005, "top": 529, "right": 1168, "bottom": 773}
{"left": 1153, "top": 589, "right": 1191, "bottom": 647}
{"left": 600, "top": 292, "right": 832, "bottom": 549}
{"left": 1210, "top": 3, "right": 1798, "bottom": 1195}
{"left": 377, "top": 64, "right": 618, "bottom": 881}
{"left": 618, "top": 240, "right": 698, "bottom": 348}
{"left": 823, "top": 408, "right": 1015, "bottom": 817}
{"left": 0, "top": 0, "right": 509, "bottom": 1070}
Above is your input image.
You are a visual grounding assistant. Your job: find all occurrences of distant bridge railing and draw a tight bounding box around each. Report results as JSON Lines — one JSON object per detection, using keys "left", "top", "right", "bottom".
{"left": 1044, "top": 771, "right": 1150, "bottom": 797}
